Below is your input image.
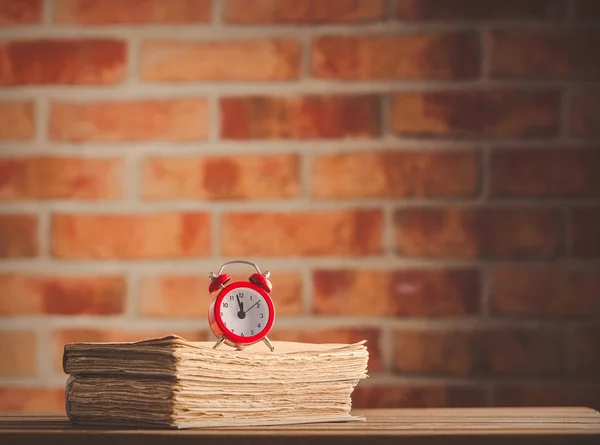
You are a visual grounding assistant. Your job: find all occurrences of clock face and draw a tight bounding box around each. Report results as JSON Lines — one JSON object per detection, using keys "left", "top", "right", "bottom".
{"left": 217, "top": 286, "right": 271, "bottom": 340}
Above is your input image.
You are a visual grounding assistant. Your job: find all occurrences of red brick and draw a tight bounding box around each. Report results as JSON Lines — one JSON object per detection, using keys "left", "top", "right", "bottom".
{"left": 0, "top": 214, "right": 38, "bottom": 258}
{"left": 570, "top": 207, "right": 600, "bottom": 258}
{"left": 50, "top": 99, "right": 208, "bottom": 142}
{"left": 490, "top": 30, "right": 600, "bottom": 80}
{"left": 312, "top": 32, "right": 479, "bottom": 80}
{"left": 572, "top": 327, "right": 600, "bottom": 377}
{"left": 141, "top": 39, "right": 301, "bottom": 82}
{"left": 53, "top": 328, "right": 207, "bottom": 372}
{"left": 54, "top": 0, "right": 211, "bottom": 24}
{"left": 0, "top": 274, "right": 125, "bottom": 315}
{"left": 353, "top": 385, "right": 485, "bottom": 408}
{"left": 0, "top": 101, "right": 34, "bottom": 141}
{"left": 224, "top": 0, "right": 384, "bottom": 24}
{"left": 394, "top": 207, "right": 561, "bottom": 259}
{"left": 267, "top": 272, "right": 303, "bottom": 315}
{"left": 0, "top": 331, "right": 36, "bottom": 377}
{"left": 0, "top": 39, "right": 125, "bottom": 86}
{"left": 220, "top": 95, "right": 379, "bottom": 140}
{"left": 490, "top": 148, "right": 600, "bottom": 198}
{"left": 390, "top": 90, "right": 559, "bottom": 138}
{"left": 270, "top": 328, "right": 382, "bottom": 371}
{"left": 0, "top": 156, "right": 122, "bottom": 200}
{"left": 0, "top": 387, "right": 65, "bottom": 414}
{"left": 139, "top": 271, "right": 302, "bottom": 317}
{"left": 51, "top": 212, "right": 211, "bottom": 259}
{"left": 141, "top": 154, "right": 300, "bottom": 200}
{"left": 221, "top": 210, "right": 383, "bottom": 257}
{"left": 494, "top": 384, "right": 600, "bottom": 410}
{"left": 0, "top": 0, "right": 42, "bottom": 25}
{"left": 312, "top": 268, "right": 480, "bottom": 317}
{"left": 573, "top": 0, "right": 600, "bottom": 20}
{"left": 393, "top": 328, "right": 566, "bottom": 377}
{"left": 490, "top": 267, "right": 600, "bottom": 317}
{"left": 569, "top": 90, "right": 600, "bottom": 137}
{"left": 395, "top": 0, "right": 564, "bottom": 21}
{"left": 311, "top": 150, "right": 478, "bottom": 199}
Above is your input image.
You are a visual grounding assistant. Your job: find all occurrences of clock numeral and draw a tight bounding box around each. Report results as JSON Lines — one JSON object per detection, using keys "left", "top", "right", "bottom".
{"left": 231, "top": 329, "right": 234, "bottom": 333}
{"left": 236, "top": 292, "right": 244, "bottom": 299}
{"left": 260, "top": 313, "right": 264, "bottom": 318}
{"left": 241, "top": 332, "right": 245, "bottom": 337}
{"left": 220, "top": 311, "right": 223, "bottom": 316}
{"left": 251, "top": 330, "right": 254, "bottom": 335}
{"left": 222, "top": 302, "right": 228, "bottom": 308}
{"left": 250, "top": 295, "right": 253, "bottom": 301}
{"left": 230, "top": 295, "right": 234, "bottom": 301}
{"left": 223, "top": 322, "right": 227, "bottom": 327}
{"left": 256, "top": 302, "right": 261, "bottom": 309}
{"left": 257, "top": 323, "right": 261, "bottom": 328}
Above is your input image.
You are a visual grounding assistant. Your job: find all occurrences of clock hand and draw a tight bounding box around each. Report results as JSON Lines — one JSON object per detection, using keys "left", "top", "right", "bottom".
{"left": 235, "top": 295, "right": 245, "bottom": 319}
{"left": 243, "top": 301, "right": 260, "bottom": 314}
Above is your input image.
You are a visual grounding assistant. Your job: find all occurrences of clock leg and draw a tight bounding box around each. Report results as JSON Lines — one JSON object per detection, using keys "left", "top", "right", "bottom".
{"left": 212, "top": 335, "right": 226, "bottom": 349}
{"left": 263, "top": 336, "right": 275, "bottom": 352}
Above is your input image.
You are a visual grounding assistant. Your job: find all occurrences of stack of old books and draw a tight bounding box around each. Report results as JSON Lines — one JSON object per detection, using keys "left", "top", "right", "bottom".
{"left": 62, "top": 335, "right": 369, "bottom": 428}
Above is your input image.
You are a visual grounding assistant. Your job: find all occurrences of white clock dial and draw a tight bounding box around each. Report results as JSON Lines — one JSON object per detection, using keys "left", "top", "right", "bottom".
{"left": 219, "top": 287, "right": 270, "bottom": 338}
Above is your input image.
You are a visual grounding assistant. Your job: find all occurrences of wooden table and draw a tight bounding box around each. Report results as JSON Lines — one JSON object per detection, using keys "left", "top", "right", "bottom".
{"left": 2, "top": 407, "right": 600, "bottom": 445}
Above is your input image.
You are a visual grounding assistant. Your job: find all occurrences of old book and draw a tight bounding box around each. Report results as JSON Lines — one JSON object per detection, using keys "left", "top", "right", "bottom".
{"left": 63, "top": 335, "right": 369, "bottom": 428}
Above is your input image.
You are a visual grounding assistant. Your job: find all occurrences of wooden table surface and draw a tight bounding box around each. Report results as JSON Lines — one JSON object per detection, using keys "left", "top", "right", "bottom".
{"left": 1, "top": 407, "right": 600, "bottom": 445}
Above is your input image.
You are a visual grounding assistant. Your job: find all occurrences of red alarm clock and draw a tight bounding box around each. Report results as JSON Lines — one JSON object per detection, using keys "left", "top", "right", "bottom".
{"left": 207, "top": 260, "right": 275, "bottom": 351}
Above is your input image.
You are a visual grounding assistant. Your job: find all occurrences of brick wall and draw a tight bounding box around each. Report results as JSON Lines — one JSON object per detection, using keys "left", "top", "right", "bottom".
{"left": 0, "top": 0, "right": 599, "bottom": 414}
